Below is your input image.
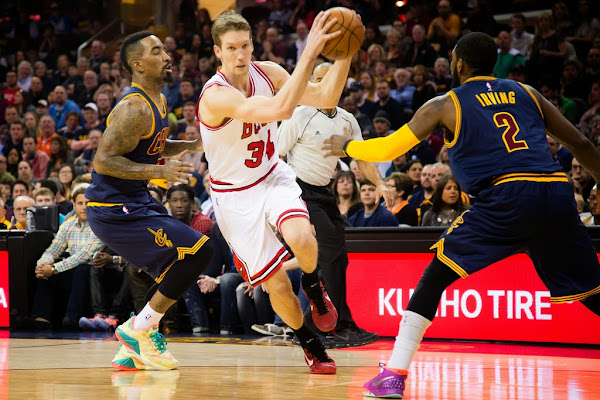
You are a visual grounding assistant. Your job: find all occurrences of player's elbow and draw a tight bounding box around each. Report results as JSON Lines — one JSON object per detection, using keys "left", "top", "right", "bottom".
{"left": 92, "top": 153, "right": 109, "bottom": 175}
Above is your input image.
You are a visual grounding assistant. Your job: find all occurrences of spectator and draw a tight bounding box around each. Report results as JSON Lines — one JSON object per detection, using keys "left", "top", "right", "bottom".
{"left": 373, "top": 80, "right": 404, "bottom": 129}
{"left": 12, "top": 90, "right": 31, "bottom": 118}
{"left": 288, "top": 0, "right": 315, "bottom": 29}
{"left": 6, "top": 149, "right": 22, "bottom": 180}
{"left": 17, "top": 61, "right": 33, "bottom": 92}
{"left": 405, "top": 24, "right": 438, "bottom": 68}
{"left": 530, "top": 12, "right": 567, "bottom": 86}
{"left": 385, "top": 172, "right": 418, "bottom": 226}
{"left": 547, "top": 134, "right": 573, "bottom": 173}
{"left": 385, "top": 154, "right": 408, "bottom": 177}
{"left": 96, "top": 93, "right": 112, "bottom": 125}
{"left": 349, "top": 49, "right": 367, "bottom": 81}
{"left": 38, "top": 115, "right": 59, "bottom": 157}
{"left": 43, "top": 177, "right": 72, "bottom": 215}
{"left": 78, "top": 244, "right": 130, "bottom": 331}
{"left": 359, "top": 70, "right": 377, "bottom": 102}
{"left": 97, "top": 62, "right": 112, "bottom": 86}
{"left": 494, "top": 30, "right": 526, "bottom": 79}
{"left": 433, "top": 57, "right": 452, "bottom": 95}
{"left": 404, "top": 159, "right": 423, "bottom": 190}
{"left": 584, "top": 48, "right": 600, "bottom": 86}
{"left": 561, "top": 59, "right": 588, "bottom": 101}
{"left": 579, "top": 81, "right": 600, "bottom": 130}
{"left": 0, "top": 155, "right": 14, "bottom": 184}
{"left": 350, "top": 159, "right": 364, "bottom": 182}
{"left": 34, "top": 99, "right": 48, "bottom": 119}
{"left": 58, "top": 164, "right": 76, "bottom": 200}
{"left": 341, "top": 96, "right": 374, "bottom": 138}
{"left": 390, "top": 68, "right": 416, "bottom": 114}
{"left": 259, "top": 28, "right": 288, "bottom": 65}
{"left": 511, "top": 14, "right": 534, "bottom": 60}
{"left": 48, "top": 2, "right": 73, "bottom": 35}
{"left": 409, "top": 163, "right": 434, "bottom": 212}
{"left": 268, "top": 0, "right": 293, "bottom": 33}
{"left": 48, "top": 86, "right": 81, "bottom": 130}
{"left": 427, "top": 0, "right": 460, "bottom": 51}
{"left": 32, "top": 184, "right": 102, "bottom": 329}
{"left": 74, "top": 129, "right": 101, "bottom": 174}
{"left": 165, "top": 185, "right": 216, "bottom": 333}
{"left": 28, "top": 77, "right": 47, "bottom": 107}
{"left": 11, "top": 194, "right": 34, "bottom": 230}
{"left": 363, "top": 23, "right": 386, "bottom": 51}
{"left": 53, "top": 54, "right": 70, "bottom": 84}
{"left": 89, "top": 40, "right": 111, "bottom": 73}
{"left": 63, "top": 57, "right": 89, "bottom": 94}
{"left": 349, "top": 179, "right": 398, "bottom": 227}
{"left": 3, "top": 121, "right": 26, "bottom": 158}
{"left": 180, "top": 53, "right": 201, "bottom": 89}
{"left": 287, "top": 21, "right": 309, "bottom": 69}
{"left": 384, "top": 29, "right": 406, "bottom": 67}
{"left": 23, "top": 111, "right": 40, "bottom": 138}
{"left": 172, "top": 80, "right": 198, "bottom": 120}
{"left": 348, "top": 81, "right": 376, "bottom": 120}
{"left": 333, "top": 170, "right": 362, "bottom": 222}
{"left": 366, "top": 44, "right": 386, "bottom": 73}
{"left": 176, "top": 102, "right": 198, "bottom": 138}
{"left": 0, "top": 198, "right": 9, "bottom": 229}
{"left": 181, "top": 126, "right": 206, "bottom": 174}
{"left": 411, "top": 65, "right": 436, "bottom": 113}
{"left": 22, "top": 136, "right": 49, "bottom": 180}
{"left": 587, "top": 186, "right": 600, "bottom": 225}
{"left": 0, "top": 106, "right": 20, "bottom": 145}
{"left": 3, "top": 71, "right": 20, "bottom": 106}
{"left": 75, "top": 70, "right": 99, "bottom": 108}
{"left": 58, "top": 111, "right": 85, "bottom": 150}
{"left": 421, "top": 174, "right": 470, "bottom": 226}
{"left": 17, "top": 160, "right": 35, "bottom": 185}
{"left": 539, "top": 79, "right": 580, "bottom": 124}
{"left": 552, "top": 1, "right": 573, "bottom": 38}
{"left": 571, "top": 157, "right": 596, "bottom": 202}
{"left": 82, "top": 102, "right": 104, "bottom": 132}
{"left": 47, "top": 136, "right": 73, "bottom": 176}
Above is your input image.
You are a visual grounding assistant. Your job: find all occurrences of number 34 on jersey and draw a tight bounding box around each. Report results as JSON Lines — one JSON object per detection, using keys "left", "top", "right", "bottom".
{"left": 242, "top": 122, "right": 275, "bottom": 168}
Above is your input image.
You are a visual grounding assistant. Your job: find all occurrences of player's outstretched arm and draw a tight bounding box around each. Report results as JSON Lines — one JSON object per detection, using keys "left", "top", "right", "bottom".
{"left": 94, "top": 96, "right": 193, "bottom": 183}
{"left": 322, "top": 95, "right": 451, "bottom": 161}
{"left": 534, "top": 85, "right": 600, "bottom": 184}
{"left": 299, "top": 57, "right": 352, "bottom": 109}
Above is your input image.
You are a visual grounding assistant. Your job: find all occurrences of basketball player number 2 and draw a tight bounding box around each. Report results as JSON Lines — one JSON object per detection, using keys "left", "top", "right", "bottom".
{"left": 494, "top": 112, "right": 528, "bottom": 153}
{"left": 245, "top": 129, "right": 275, "bottom": 168}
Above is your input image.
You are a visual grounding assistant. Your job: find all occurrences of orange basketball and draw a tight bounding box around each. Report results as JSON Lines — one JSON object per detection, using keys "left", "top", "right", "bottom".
{"left": 320, "top": 7, "right": 365, "bottom": 60}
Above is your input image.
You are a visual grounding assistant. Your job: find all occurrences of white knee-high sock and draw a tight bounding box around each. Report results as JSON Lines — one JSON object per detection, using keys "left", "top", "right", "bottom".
{"left": 133, "top": 303, "right": 164, "bottom": 331}
{"left": 387, "top": 310, "right": 432, "bottom": 370}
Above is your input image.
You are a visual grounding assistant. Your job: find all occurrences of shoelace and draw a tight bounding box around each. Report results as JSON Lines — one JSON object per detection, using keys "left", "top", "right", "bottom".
{"left": 149, "top": 331, "right": 167, "bottom": 353}
{"left": 308, "top": 285, "right": 329, "bottom": 316}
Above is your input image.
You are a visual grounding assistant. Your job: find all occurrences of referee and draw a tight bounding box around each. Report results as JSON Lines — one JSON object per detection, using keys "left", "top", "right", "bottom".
{"left": 278, "top": 62, "right": 393, "bottom": 347}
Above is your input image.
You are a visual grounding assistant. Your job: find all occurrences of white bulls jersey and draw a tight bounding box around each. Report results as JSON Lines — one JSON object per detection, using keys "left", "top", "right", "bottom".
{"left": 197, "top": 62, "right": 279, "bottom": 191}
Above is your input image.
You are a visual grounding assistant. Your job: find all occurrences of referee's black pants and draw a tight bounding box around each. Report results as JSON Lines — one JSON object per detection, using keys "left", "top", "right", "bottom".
{"left": 297, "top": 179, "right": 354, "bottom": 330}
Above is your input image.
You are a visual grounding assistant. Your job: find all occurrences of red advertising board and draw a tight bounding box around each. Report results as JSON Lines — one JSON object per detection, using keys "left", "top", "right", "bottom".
{"left": 347, "top": 252, "right": 600, "bottom": 344}
{"left": 0, "top": 251, "right": 8, "bottom": 328}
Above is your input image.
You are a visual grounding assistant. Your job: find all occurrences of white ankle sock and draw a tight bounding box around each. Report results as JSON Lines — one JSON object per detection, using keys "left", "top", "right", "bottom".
{"left": 133, "top": 303, "right": 164, "bottom": 331}
{"left": 387, "top": 310, "right": 432, "bottom": 370}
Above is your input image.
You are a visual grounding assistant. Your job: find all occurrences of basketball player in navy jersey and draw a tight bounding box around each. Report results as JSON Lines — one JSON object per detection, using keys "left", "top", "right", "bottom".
{"left": 86, "top": 32, "right": 213, "bottom": 371}
{"left": 324, "top": 32, "right": 600, "bottom": 398}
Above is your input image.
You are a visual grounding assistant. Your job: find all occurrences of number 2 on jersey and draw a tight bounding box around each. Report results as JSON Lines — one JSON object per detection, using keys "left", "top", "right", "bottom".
{"left": 245, "top": 129, "right": 275, "bottom": 168}
{"left": 494, "top": 112, "right": 528, "bottom": 153}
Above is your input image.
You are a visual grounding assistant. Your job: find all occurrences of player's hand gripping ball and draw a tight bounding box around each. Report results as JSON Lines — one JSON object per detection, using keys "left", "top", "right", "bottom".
{"left": 320, "top": 7, "right": 365, "bottom": 60}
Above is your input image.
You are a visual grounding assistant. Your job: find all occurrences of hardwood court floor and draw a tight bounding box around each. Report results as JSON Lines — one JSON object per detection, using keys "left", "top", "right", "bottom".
{"left": 1, "top": 332, "right": 600, "bottom": 399}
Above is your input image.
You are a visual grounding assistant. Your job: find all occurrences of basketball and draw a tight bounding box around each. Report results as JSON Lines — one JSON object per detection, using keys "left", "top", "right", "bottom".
{"left": 320, "top": 7, "right": 365, "bottom": 60}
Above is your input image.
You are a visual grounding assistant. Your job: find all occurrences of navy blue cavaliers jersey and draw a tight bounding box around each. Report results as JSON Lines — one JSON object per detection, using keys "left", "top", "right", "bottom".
{"left": 445, "top": 76, "right": 562, "bottom": 195}
{"left": 86, "top": 82, "right": 169, "bottom": 204}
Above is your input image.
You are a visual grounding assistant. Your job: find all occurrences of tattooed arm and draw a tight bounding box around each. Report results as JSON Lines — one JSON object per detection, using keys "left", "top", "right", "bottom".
{"left": 94, "top": 95, "right": 193, "bottom": 183}
{"left": 162, "top": 137, "right": 203, "bottom": 157}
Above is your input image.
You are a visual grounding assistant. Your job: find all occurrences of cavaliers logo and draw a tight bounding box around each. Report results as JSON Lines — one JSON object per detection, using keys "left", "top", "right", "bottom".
{"left": 147, "top": 127, "right": 170, "bottom": 155}
{"left": 147, "top": 227, "right": 173, "bottom": 247}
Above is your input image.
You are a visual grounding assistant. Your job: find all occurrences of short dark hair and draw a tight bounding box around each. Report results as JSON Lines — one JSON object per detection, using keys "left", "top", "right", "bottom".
{"left": 166, "top": 184, "right": 195, "bottom": 202}
{"left": 120, "top": 31, "right": 154, "bottom": 75}
{"left": 66, "top": 111, "right": 80, "bottom": 121}
{"left": 454, "top": 32, "right": 497, "bottom": 76}
{"left": 23, "top": 135, "right": 37, "bottom": 144}
{"left": 40, "top": 179, "right": 58, "bottom": 196}
{"left": 359, "top": 178, "right": 376, "bottom": 188}
{"left": 512, "top": 13, "right": 526, "bottom": 24}
{"left": 13, "top": 179, "right": 28, "bottom": 191}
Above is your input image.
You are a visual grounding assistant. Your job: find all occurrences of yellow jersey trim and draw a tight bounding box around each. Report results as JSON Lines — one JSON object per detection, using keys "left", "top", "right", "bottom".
{"left": 550, "top": 283, "right": 600, "bottom": 304}
{"left": 108, "top": 93, "right": 156, "bottom": 140}
{"left": 517, "top": 82, "right": 543, "bottom": 118}
{"left": 464, "top": 76, "right": 497, "bottom": 83}
{"left": 430, "top": 238, "right": 469, "bottom": 278}
{"left": 132, "top": 82, "right": 167, "bottom": 118}
{"left": 492, "top": 172, "right": 568, "bottom": 186}
{"left": 87, "top": 202, "right": 125, "bottom": 207}
{"left": 155, "top": 236, "right": 210, "bottom": 284}
{"left": 446, "top": 91, "right": 461, "bottom": 148}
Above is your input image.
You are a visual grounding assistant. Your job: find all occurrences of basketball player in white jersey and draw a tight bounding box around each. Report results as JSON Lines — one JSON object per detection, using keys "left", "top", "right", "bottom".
{"left": 277, "top": 62, "right": 393, "bottom": 348}
{"left": 196, "top": 11, "right": 354, "bottom": 373}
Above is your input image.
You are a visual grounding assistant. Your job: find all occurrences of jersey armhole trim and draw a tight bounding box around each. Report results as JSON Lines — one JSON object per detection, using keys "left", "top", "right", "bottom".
{"left": 117, "top": 93, "right": 156, "bottom": 140}
{"left": 446, "top": 91, "right": 461, "bottom": 148}
{"left": 517, "top": 82, "right": 544, "bottom": 119}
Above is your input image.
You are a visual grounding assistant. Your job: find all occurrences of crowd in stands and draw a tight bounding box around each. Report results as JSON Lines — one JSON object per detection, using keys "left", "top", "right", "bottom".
{"left": 0, "top": 0, "right": 599, "bottom": 333}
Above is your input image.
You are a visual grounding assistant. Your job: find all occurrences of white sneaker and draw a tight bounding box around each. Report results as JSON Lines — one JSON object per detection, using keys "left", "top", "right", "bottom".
{"left": 251, "top": 323, "right": 287, "bottom": 337}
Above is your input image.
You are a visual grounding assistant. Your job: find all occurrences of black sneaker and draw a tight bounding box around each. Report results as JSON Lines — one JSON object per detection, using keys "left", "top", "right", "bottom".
{"left": 334, "top": 325, "right": 379, "bottom": 348}
{"left": 292, "top": 332, "right": 336, "bottom": 349}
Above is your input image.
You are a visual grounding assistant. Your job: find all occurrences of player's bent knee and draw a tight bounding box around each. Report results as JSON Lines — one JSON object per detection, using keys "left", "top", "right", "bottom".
{"left": 158, "top": 239, "right": 214, "bottom": 300}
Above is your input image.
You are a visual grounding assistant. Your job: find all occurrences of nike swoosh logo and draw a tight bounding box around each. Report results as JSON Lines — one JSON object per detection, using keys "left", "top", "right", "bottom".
{"left": 304, "top": 354, "right": 314, "bottom": 366}
{"left": 372, "top": 376, "right": 395, "bottom": 386}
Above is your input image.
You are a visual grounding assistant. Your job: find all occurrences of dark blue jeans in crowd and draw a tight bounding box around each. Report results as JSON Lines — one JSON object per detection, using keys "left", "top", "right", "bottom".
{"left": 219, "top": 272, "right": 244, "bottom": 331}
{"left": 32, "top": 263, "right": 91, "bottom": 324}
{"left": 89, "top": 265, "right": 130, "bottom": 321}
{"left": 182, "top": 283, "right": 220, "bottom": 330}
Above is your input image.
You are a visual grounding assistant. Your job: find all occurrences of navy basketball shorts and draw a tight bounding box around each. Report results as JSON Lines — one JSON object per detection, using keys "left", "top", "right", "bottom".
{"left": 87, "top": 200, "right": 207, "bottom": 281}
{"left": 431, "top": 180, "right": 600, "bottom": 303}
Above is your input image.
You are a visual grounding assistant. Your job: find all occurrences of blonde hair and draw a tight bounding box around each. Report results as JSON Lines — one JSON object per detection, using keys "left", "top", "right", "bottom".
{"left": 212, "top": 11, "right": 251, "bottom": 47}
